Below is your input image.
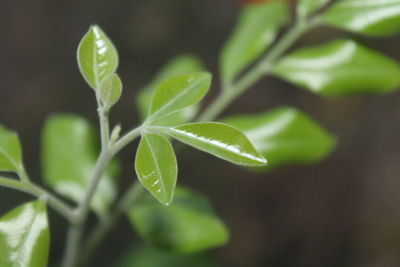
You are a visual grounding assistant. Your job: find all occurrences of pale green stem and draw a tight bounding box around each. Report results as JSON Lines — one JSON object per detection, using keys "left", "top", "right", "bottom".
{"left": 0, "top": 176, "right": 75, "bottom": 223}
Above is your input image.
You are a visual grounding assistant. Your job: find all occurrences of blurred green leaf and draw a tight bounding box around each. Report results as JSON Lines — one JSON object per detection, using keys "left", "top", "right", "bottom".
{"left": 0, "top": 125, "right": 23, "bottom": 173}
{"left": 128, "top": 187, "right": 229, "bottom": 253}
{"left": 116, "top": 245, "right": 217, "bottom": 267}
{"left": 297, "top": 0, "right": 329, "bottom": 18}
{"left": 222, "top": 107, "right": 336, "bottom": 169}
{"left": 135, "top": 134, "right": 177, "bottom": 206}
{"left": 321, "top": 0, "right": 400, "bottom": 36}
{"left": 273, "top": 39, "right": 400, "bottom": 96}
{"left": 98, "top": 73, "right": 122, "bottom": 110}
{"left": 0, "top": 201, "right": 49, "bottom": 267}
{"left": 168, "top": 122, "right": 267, "bottom": 166}
{"left": 221, "top": 0, "right": 289, "bottom": 85}
{"left": 77, "top": 25, "right": 119, "bottom": 90}
{"left": 137, "top": 55, "right": 204, "bottom": 126}
{"left": 148, "top": 73, "right": 211, "bottom": 124}
{"left": 41, "top": 114, "right": 117, "bottom": 216}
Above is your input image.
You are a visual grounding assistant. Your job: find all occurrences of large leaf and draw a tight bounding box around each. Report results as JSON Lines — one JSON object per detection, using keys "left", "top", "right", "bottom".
{"left": 0, "top": 201, "right": 49, "bottom": 267}
{"left": 116, "top": 246, "right": 216, "bottom": 267}
{"left": 168, "top": 122, "right": 267, "bottom": 166}
{"left": 222, "top": 107, "right": 336, "bottom": 169}
{"left": 221, "top": 0, "right": 289, "bottom": 85}
{"left": 41, "top": 114, "right": 117, "bottom": 216}
{"left": 321, "top": 0, "right": 400, "bottom": 36}
{"left": 273, "top": 39, "right": 400, "bottom": 96}
{"left": 137, "top": 55, "right": 204, "bottom": 126}
{"left": 297, "top": 0, "right": 330, "bottom": 18}
{"left": 77, "top": 25, "right": 119, "bottom": 90}
{"left": 128, "top": 187, "right": 229, "bottom": 253}
{"left": 135, "top": 134, "right": 177, "bottom": 206}
{"left": 148, "top": 73, "right": 211, "bottom": 124}
{"left": 0, "top": 125, "right": 23, "bottom": 173}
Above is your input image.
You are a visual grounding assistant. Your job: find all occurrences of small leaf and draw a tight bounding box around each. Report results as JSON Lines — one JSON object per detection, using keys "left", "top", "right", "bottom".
{"left": 222, "top": 107, "right": 336, "bottom": 169}
{"left": 168, "top": 122, "right": 267, "bottom": 166}
{"left": 128, "top": 187, "right": 229, "bottom": 253}
{"left": 0, "top": 125, "right": 23, "bottom": 173}
{"left": 321, "top": 0, "right": 400, "bottom": 36}
{"left": 221, "top": 0, "right": 289, "bottom": 85}
{"left": 41, "top": 114, "right": 118, "bottom": 216}
{"left": 297, "top": 0, "right": 329, "bottom": 18}
{"left": 99, "top": 73, "right": 122, "bottom": 109}
{"left": 116, "top": 246, "right": 217, "bottom": 267}
{"left": 273, "top": 39, "right": 400, "bottom": 96}
{"left": 77, "top": 25, "right": 119, "bottom": 90}
{"left": 148, "top": 73, "right": 211, "bottom": 123}
{"left": 0, "top": 201, "right": 49, "bottom": 267}
{"left": 135, "top": 134, "right": 177, "bottom": 206}
{"left": 137, "top": 55, "right": 204, "bottom": 125}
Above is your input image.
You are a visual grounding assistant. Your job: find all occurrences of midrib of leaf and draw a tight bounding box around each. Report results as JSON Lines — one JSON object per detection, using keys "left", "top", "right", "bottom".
{"left": 92, "top": 33, "right": 100, "bottom": 89}
{"left": 0, "top": 146, "right": 19, "bottom": 171}
{"left": 14, "top": 203, "right": 42, "bottom": 266}
{"left": 149, "top": 75, "right": 206, "bottom": 121}
{"left": 144, "top": 135, "right": 168, "bottom": 201}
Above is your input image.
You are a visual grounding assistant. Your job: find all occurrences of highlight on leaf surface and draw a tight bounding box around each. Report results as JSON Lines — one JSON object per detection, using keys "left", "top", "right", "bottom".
{"left": 321, "top": 0, "right": 400, "bottom": 36}
{"left": 222, "top": 106, "right": 336, "bottom": 169}
{"left": 0, "top": 201, "right": 49, "bottom": 267}
{"left": 148, "top": 73, "right": 211, "bottom": 124}
{"left": 221, "top": 0, "right": 289, "bottom": 85}
{"left": 77, "top": 25, "right": 119, "bottom": 90}
{"left": 168, "top": 122, "right": 267, "bottom": 166}
{"left": 137, "top": 55, "right": 204, "bottom": 126}
{"left": 41, "top": 114, "right": 118, "bottom": 216}
{"left": 273, "top": 39, "right": 400, "bottom": 96}
{"left": 0, "top": 125, "right": 23, "bottom": 173}
{"left": 135, "top": 134, "right": 177, "bottom": 206}
{"left": 128, "top": 187, "right": 229, "bottom": 253}
{"left": 297, "top": 0, "right": 329, "bottom": 18}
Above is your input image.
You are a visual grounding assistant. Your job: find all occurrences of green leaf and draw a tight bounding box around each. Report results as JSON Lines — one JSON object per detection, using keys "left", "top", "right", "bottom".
{"left": 273, "top": 39, "right": 400, "bottom": 96}
{"left": 98, "top": 73, "right": 122, "bottom": 109}
{"left": 137, "top": 55, "right": 204, "bottom": 126}
{"left": 41, "top": 114, "right": 117, "bottom": 216}
{"left": 0, "top": 201, "right": 49, "bottom": 267}
{"left": 297, "top": 0, "right": 329, "bottom": 18}
{"left": 148, "top": 73, "right": 211, "bottom": 124}
{"left": 321, "top": 0, "right": 400, "bottom": 36}
{"left": 135, "top": 134, "right": 177, "bottom": 206}
{"left": 168, "top": 122, "right": 267, "bottom": 166}
{"left": 0, "top": 125, "right": 23, "bottom": 173}
{"left": 222, "top": 107, "right": 336, "bottom": 169}
{"left": 128, "top": 187, "right": 229, "bottom": 253}
{"left": 117, "top": 246, "right": 217, "bottom": 267}
{"left": 221, "top": 0, "right": 289, "bottom": 85}
{"left": 77, "top": 25, "right": 119, "bottom": 90}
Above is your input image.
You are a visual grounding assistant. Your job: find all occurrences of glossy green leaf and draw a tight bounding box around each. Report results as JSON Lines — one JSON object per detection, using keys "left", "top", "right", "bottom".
{"left": 77, "top": 25, "right": 119, "bottom": 90}
{"left": 128, "top": 187, "right": 229, "bottom": 253}
{"left": 221, "top": 0, "right": 289, "bottom": 85}
{"left": 297, "top": 0, "right": 329, "bottom": 18}
{"left": 99, "top": 73, "right": 122, "bottom": 109}
{"left": 41, "top": 114, "right": 117, "bottom": 216}
{"left": 137, "top": 55, "right": 204, "bottom": 126}
{"left": 321, "top": 0, "right": 400, "bottom": 36}
{"left": 273, "top": 39, "right": 400, "bottom": 96}
{"left": 0, "top": 201, "right": 49, "bottom": 267}
{"left": 222, "top": 107, "right": 336, "bottom": 169}
{"left": 0, "top": 125, "right": 23, "bottom": 173}
{"left": 168, "top": 122, "right": 267, "bottom": 166}
{"left": 117, "top": 246, "right": 217, "bottom": 267}
{"left": 135, "top": 134, "right": 177, "bottom": 206}
{"left": 148, "top": 73, "right": 211, "bottom": 124}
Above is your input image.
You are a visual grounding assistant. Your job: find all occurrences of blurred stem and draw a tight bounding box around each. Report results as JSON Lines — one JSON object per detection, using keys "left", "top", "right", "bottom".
{"left": 198, "top": 17, "right": 317, "bottom": 122}
{"left": 0, "top": 176, "right": 75, "bottom": 223}
{"left": 78, "top": 182, "right": 144, "bottom": 266}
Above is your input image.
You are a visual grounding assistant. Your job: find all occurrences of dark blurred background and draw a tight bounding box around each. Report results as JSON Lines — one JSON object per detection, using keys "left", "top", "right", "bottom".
{"left": 1, "top": 0, "right": 400, "bottom": 266}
